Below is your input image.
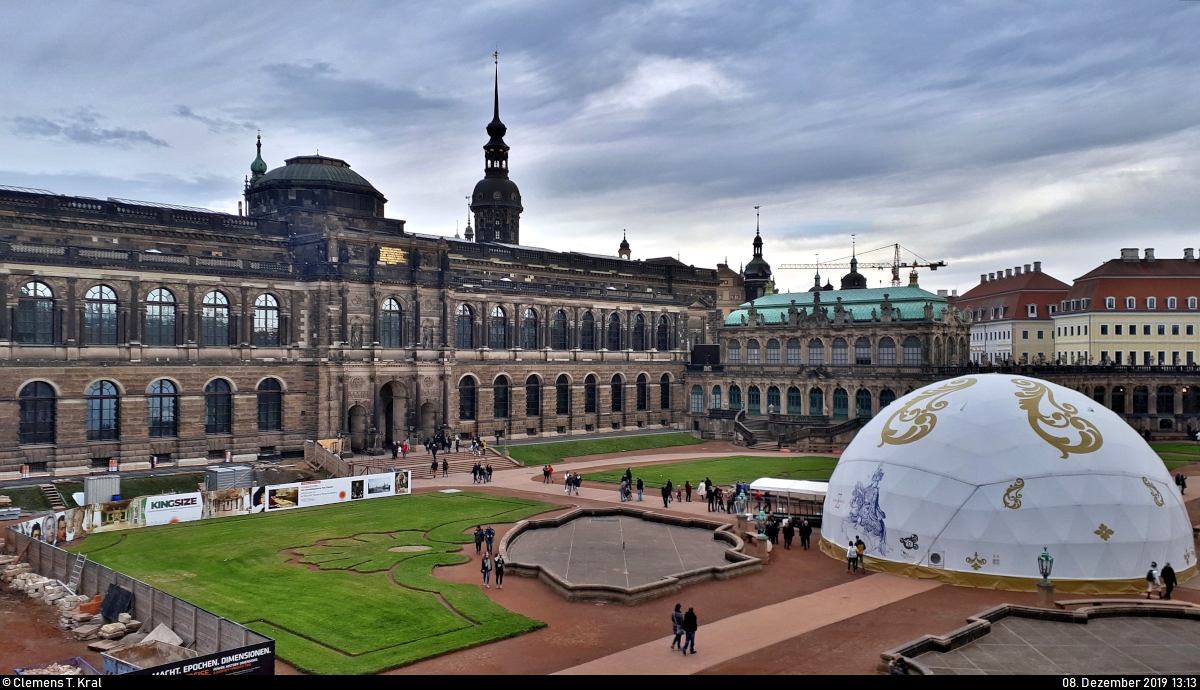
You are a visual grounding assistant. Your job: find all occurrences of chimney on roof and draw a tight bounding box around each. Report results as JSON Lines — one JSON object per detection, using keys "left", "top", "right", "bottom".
{"left": 981, "top": 274, "right": 988, "bottom": 284}
{"left": 937, "top": 289, "right": 948, "bottom": 297}
{"left": 1120, "top": 248, "right": 1138, "bottom": 262}
{"left": 1006, "top": 269, "right": 1013, "bottom": 278}
{"left": 1145, "top": 248, "right": 1155, "bottom": 262}
{"left": 1186, "top": 248, "right": 1195, "bottom": 262}
{"left": 1024, "top": 263, "right": 1031, "bottom": 274}
{"left": 952, "top": 289, "right": 958, "bottom": 297}
{"left": 989, "top": 273, "right": 995, "bottom": 281}
{"left": 1033, "top": 261, "right": 1042, "bottom": 272}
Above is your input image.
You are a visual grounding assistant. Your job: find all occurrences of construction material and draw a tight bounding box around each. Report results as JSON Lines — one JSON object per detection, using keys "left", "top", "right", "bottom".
{"left": 15, "top": 657, "right": 100, "bottom": 676}
{"left": 83, "top": 475, "right": 122, "bottom": 506}
{"left": 142, "top": 623, "right": 184, "bottom": 647}
{"left": 206, "top": 465, "right": 253, "bottom": 491}
{"left": 103, "top": 640, "right": 197, "bottom": 675}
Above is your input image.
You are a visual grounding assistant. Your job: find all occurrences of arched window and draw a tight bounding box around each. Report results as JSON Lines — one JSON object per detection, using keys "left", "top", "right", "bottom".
{"left": 691, "top": 385, "right": 704, "bottom": 414}
{"left": 660, "top": 373, "right": 671, "bottom": 409}
{"left": 204, "top": 379, "right": 232, "bottom": 434}
{"left": 1157, "top": 386, "right": 1175, "bottom": 415}
{"left": 611, "top": 375, "right": 624, "bottom": 412}
{"left": 729, "top": 385, "right": 742, "bottom": 410}
{"left": 832, "top": 338, "right": 849, "bottom": 366}
{"left": 728, "top": 340, "right": 742, "bottom": 364}
{"left": 456, "top": 305, "right": 474, "bottom": 349}
{"left": 1093, "top": 386, "right": 1105, "bottom": 405}
{"left": 903, "top": 336, "right": 922, "bottom": 366}
{"left": 1111, "top": 386, "right": 1126, "bottom": 414}
{"left": 145, "top": 288, "right": 176, "bottom": 346}
{"left": 879, "top": 389, "right": 896, "bottom": 409}
{"left": 381, "top": 298, "right": 403, "bottom": 348}
{"left": 489, "top": 306, "right": 508, "bottom": 349}
{"left": 253, "top": 294, "right": 280, "bottom": 346}
{"left": 748, "top": 386, "right": 761, "bottom": 415}
{"left": 493, "top": 376, "right": 510, "bottom": 418}
{"left": 766, "top": 339, "right": 780, "bottom": 365}
{"left": 809, "top": 387, "right": 824, "bottom": 415}
{"left": 86, "top": 380, "right": 120, "bottom": 441}
{"left": 747, "top": 340, "right": 761, "bottom": 365}
{"left": 551, "top": 310, "right": 568, "bottom": 350}
{"left": 786, "top": 339, "right": 801, "bottom": 366}
{"left": 607, "top": 313, "right": 622, "bottom": 350}
{"left": 581, "top": 312, "right": 596, "bottom": 351}
{"left": 17, "top": 281, "right": 54, "bottom": 344}
{"left": 526, "top": 375, "right": 541, "bottom": 417}
{"left": 1184, "top": 386, "right": 1200, "bottom": 415}
{"left": 148, "top": 379, "right": 178, "bottom": 438}
{"left": 257, "top": 378, "right": 282, "bottom": 431}
{"left": 200, "top": 291, "right": 230, "bottom": 346}
{"left": 585, "top": 375, "right": 598, "bottom": 413}
{"left": 711, "top": 385, "right": 723, "bottom": 410}
{"left": 84, "top": 285, "right": 118, "bottom": 345}
{"left": 878, "top": 337, "right": 896, "bottom": 366}
{"left": 855, "top": 338, "right": 872, "bottom": 365}
{"left": 459, "top": 377, "right": 477, "bottom": 420}
{"left": 808, "top": 339, "right": 824, "bottom": 366}
{"left": 18, "top": 382, "right": 55, "bottom": 444}
{"left": 636, "top": 374, "right": 648, "bottom": 410}
{"left": 632, "top": 314, "right": 646, "bottom": 352}
{"left": 556, "top": 375, "right": 570, "bottom": 415}
{"left": 787, "top": 386, "right": 802, "bottom": 414}
{"left": 767, "top": 386, "right": 780, "bottom": 414}
{"left": 522, "top": 308, "right": 538, "bottom": 349}
{"left": 856, "top": 389, "right": 872, "bottom": 418}
{"left": 656, "top": 316, "right": 670, "bottom": 351}
{"left": 833, "top": 388, "right": 849, "bottom": 420}
{"left": 1133, "top": 386, "right": 1149, "bottom": 414}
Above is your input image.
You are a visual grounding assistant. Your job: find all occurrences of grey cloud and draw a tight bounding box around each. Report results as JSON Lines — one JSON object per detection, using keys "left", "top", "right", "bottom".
{"left": 257, "top": 62, "right": 459, "bottom": 127}
{"left": 176, "top": 105, "right": 257, "bottom": 134}
{"left": 9, "top": 110, "right": 169, "bottom": 148}
{"left": 0, "top": 169, "right": 235, "bottom": 208}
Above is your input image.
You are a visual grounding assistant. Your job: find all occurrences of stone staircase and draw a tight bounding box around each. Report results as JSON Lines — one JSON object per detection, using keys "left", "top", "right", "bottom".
{"left": 344, "top": 449, "right": 506, "bottom": 477}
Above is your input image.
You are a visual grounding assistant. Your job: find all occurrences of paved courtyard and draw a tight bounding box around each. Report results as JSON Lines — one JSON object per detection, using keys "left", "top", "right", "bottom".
{"left": 918, "top": 616, "right": 1200, "bottom": 675}
{"left": 506, "top": 515, "right": 730, "bottom": 588}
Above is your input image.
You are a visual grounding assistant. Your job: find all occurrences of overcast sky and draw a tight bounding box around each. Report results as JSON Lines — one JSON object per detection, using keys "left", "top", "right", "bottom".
{"left": 3, "top": 1, "right": 1200, "bottom": 293}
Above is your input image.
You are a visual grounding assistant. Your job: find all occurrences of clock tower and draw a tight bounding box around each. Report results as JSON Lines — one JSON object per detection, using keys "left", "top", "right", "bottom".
{"left": 469, "top": 54, "right": 523, "bottom": 245}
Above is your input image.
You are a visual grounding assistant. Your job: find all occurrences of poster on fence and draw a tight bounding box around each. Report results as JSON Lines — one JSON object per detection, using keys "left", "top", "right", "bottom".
{"left": 264, "top": 471, "right": 411, "bottom": 512}
{"left": 143, "top": 492, "right": 203, "bottom": 526}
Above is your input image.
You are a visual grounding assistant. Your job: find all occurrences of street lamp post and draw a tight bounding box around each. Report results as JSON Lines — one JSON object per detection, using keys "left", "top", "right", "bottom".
{"left": 1036, "top": 547, "right": 1056, "bottom": 608}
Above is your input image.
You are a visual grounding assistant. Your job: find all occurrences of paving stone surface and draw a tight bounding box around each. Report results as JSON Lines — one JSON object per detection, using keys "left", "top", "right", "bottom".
{"left": 918, "top": 617, "right": 1200, "bottom": 675}
{"left": 506, "top": 515, "right": 730, "bottom": 587}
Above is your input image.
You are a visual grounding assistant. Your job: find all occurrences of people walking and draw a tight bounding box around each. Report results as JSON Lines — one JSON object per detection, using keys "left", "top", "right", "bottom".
{"left": 548, "top": 464, "right": 554, "bottom": 484}
{"left": 494, "top": 554, "right": 505, "bottom": 589}
{"left": 485, "top": 525, "right": 496, "bottom": 554}
{"left": 666, "top": 479, "right": 674, "bottom": 504}
{"left": 682, "top": 607, "right": 697, "bottom": 655}
{"left": 542, "top": 465, "right": 550, "bottom": 484}
{"left": 430, "top": 457, "right": 438, "bottom": 477}
{"left": 574, "top": 473, "right": 582, "bottom": 495}
{"left": 782, "top": 520, "right": 795, "bottom": 550}
{"left": 620, "top": 477, "right": 630, "bottom": 502}
{"left": 1147, "top": 562, "right": 1162, "bottom": 599}
{"left": 392, "top": 442, "right": 399, "bottom": 460}
{"left": 684, "top": 481, "right": 692, "bottom": 502}
{"left": 855, "top": 536, "right": 866, "bottom": 572}
{"left": 799, "top": 520, "right": 812, "bottom": 550}
{"left": 401, "top": 440, "right": 409, "bottom": 459}
{"left": 474, "top": 526, "right": 484, "bottom": 555}
{"left": 636, "top": 477, "right": 644, "bottom": 502}
{"left": 670, "top": 604, "right": 685, "bottom": 650}
{"left": 455, "top": 435, "right": 461, "bottom": 453}
{"left": 847, "top": 540, "right": 858, "bottom": 572}
{"left": 481, "top": 553, "right": 492, "bottom": 588}
{"left": 441, "top": 458, "right": 449, "bottom": 477}
{"left": 485, "top": 463, "right": 493, "bottom": 483}
{"left": 661, "top": 483, "right": 671, "bottom": 508}
{"left": 1162, "top": 562, "right": 1177, "bottom": 600}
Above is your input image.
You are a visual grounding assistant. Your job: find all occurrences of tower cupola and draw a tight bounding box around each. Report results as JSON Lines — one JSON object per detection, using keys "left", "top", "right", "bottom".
{"left": 469, "top": 52, "right": 523, "bottom": 245}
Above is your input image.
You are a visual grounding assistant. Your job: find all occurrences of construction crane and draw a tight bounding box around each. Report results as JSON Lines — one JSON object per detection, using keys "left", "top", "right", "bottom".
{"left": 778, "top": 242, "right": 946, "bottom": 288}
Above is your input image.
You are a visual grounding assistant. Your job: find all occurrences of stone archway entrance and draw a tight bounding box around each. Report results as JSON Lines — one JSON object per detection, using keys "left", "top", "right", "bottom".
{"left": 380, "top": 383, "right": 409, "bottom": 447}
{"left": 348, "top": 405, "right": 368, "bottom": 452}
{"left": 420, "top": 401, "right": 436, "bottom": 439}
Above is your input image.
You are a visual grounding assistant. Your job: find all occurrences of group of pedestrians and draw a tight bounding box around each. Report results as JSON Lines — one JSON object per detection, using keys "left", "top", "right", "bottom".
{"left": 1175, "top": 473, "right": 1189, "bottom": 495}
{"left": 541, "top": 465, "right": 555, "bottom": 483}
{"left": 669, "top": 604, "right": 699, "bottom": 655}
{"left": 473, "top": 525, "right": 505, "bottom": 588}
{"left": 561, "top": 471, "right": 582, "bottom": 495}
{"left": 616, "top": 468, "right": 644, "bottom": 502}
{"left": 472, "top": 461, "right": 493, "bottom": 484}
{"left": 846, "top": 536, "right": 866, "bottom": 573}
{"left": 1147, "top": 561, "right": 1178, "bottom": 599}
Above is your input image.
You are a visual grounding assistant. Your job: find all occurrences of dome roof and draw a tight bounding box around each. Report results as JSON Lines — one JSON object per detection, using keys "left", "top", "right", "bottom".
{"left": 253, "top": 156, "right": 378, "bottom": 191}
{"left": 821, "top": 374, "right": 1194, "bottom": 592}
{"left": 471, "top": 176, "right": 522, "bottom": 207}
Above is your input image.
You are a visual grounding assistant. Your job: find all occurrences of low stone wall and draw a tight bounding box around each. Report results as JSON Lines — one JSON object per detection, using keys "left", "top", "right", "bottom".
{"left": 499, "top": 506, "right": 761, "bottom": 606}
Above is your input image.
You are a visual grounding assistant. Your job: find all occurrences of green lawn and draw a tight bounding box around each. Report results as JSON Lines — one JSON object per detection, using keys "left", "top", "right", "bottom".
{"left": 508, "top": 432, "right": 704, "bottom": 466}
{"left": 71, "top": 492, "right": 555, "bottom": 674}
{"left": 1151, "top": 443, "right": 1200, "bottom": 471}
{"left": 0, "top": 486, "right": 52, "bottom": 511}
{"left": 583, "top": 455, "right": 838, "bottom": 489}
{"left": 57, "top": 473, "right": 206, "bottom": 508}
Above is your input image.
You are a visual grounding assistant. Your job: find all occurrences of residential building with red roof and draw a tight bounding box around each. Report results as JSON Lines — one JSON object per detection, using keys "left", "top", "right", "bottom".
{"left": 953, "top": 261, "right": 1070, "bottom": 364}
{"left": 1054, "top": 247, "right": 1200, "bottom": 366}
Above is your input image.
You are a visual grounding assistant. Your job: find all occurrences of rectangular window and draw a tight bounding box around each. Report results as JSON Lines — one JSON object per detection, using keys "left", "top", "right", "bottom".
{"left": 1115, "top": 324, "right": 1123, "bottom": 335}
{"left": 1100, "top": 325, "right": 1108, "bottom": 335}
{"left": 1115, "top": 351, "right": 1122, "bottom": 365}
{"left": 1158, "top": 325, "right": 1166, "bottom": 336}
{"left": 1172, "top": 325, "right": 1180, "bottom": 336}
{"left": 1190, "top": 325, "right": 1196, "bottom": 336}
{"left": 1144, "top": 325, "right": 1151, "bottom": 336}
{"left": 1022, "top": 330, "right": 1029, "bottom": 340}
{"left": 1027, "top": 304, "right": 1037, "bottom": 317}
{"left": 1084, "top": 326, "right": 1088, "bottom": 335}
{"left": 1173, "top": 351, "right": 1180, "bottom": 365}
{"left": 1037, "top": 331, "right": 1044, "bottom": 340}
{"left": 1101, "top": 351, "right": 1108, "bottom": 362}
{"left": 1129, "top": 351, "right": 1136, "bottom": 365}
{"left": 1158, "top": 351, "right": 1166, "bottom": 365}
{"left": 1145, "top": 351, "right": 1152, "bottom": 365}
{"left": 1189, "top": 351, "right": 1195, "bottom": 365}
{"left": 1130, "top": 324, "right": 1137, "bottom": 335}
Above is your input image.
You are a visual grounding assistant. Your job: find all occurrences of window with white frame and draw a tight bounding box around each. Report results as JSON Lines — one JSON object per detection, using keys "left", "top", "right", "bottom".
{"left": 1027, "top": 304, "right": 1038, "bottom": 317}
{"left": 1105, "top": 297, "right": 1115, "bottom": 310}
{"left": 1147, "top": 297, "right": 1157, "bottom": 309}
{"left": 1168, "top": 297, "right": 1177, "bottom": 309}
{"left": 1126, "top": 297, "right": 1135, "bottom": 309}
{"left": 1190, "top": 297, "right": 1198, "bottom": 310}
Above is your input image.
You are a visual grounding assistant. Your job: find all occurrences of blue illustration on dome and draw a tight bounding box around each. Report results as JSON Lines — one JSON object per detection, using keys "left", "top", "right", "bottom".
{"left": 846, "top": 465, "right": 889, "bottom": 555}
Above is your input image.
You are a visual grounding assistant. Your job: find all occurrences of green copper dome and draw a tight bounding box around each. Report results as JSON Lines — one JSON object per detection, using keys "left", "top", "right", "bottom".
{"left": 250, "top": 135, "right": 268, "bottom": 181}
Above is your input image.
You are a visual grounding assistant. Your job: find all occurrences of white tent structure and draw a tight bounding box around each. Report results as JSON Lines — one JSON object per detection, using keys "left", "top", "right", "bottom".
{"left": 821, "top": 374, "right": 1196, "bottom": 593}
{"left": 750, "top": 478, "right": 828, "bottom": 522}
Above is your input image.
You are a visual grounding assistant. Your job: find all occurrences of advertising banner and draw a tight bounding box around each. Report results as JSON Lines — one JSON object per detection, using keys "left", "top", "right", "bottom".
{"left": 264, "top": 471, "right": 412, "bottom": 512}
{"left": 144, "top": 492, "right": 203, "bottom": 526}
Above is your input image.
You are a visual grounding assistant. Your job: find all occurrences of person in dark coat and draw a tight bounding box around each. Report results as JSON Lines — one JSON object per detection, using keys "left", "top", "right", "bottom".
{"left": 430, "top": 457, "right": 438, "bottom": 477}
{"left": 661, "top": 483, "right": 671, "bottom": 508}
{"left": 799, "top": 520, "right": 812, "bottom": 550}
{"left": 481, "top": 553, "right": 492, "bottom": 588}
{"left": 1162, "top": 562, "right": 1178, "bottom": 600}
{"left": 670, "top": 603, "right": 685, "bottom": 650}
{"left": 636, "top": 477, "right": 644, "bottom": 502}
{"left": 782, "top": 520, "right": 795, "bottom": 550}
{"left": 484, "top": 525, "right": 496, "bottom": 554}
{"left": 494, "top": 554, "right": 505, "bottom": 589}
{"left": 681, "top": 607, "right": 698, "bottom": 654}
{"left": 665, "top": 479, "right": 674, "bottom": 503}
{"left": 441, "top": 458, "right": 449, "bottom": 477}
{"left": 473, "top": 526, "right": 484, "bottom": 555}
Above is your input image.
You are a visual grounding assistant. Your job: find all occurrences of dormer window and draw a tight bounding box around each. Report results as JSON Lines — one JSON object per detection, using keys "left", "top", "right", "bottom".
{"left": 1126, "top": 297, "right": 1135, "bottom": 309}
{"left": 1147, "top": 297, "right": 1157, "bottom": 310}
{"left": 1190, "top": 297, "right": 1198, "bottom": 310}
{"left": 1105, "top": 297, "right": 1115, "bottom": 310}
{"left": 1027, "top": 304, "right": 1037, "bottom": 317}
{"left": 1168, "top": 297, "right": 1177, "bottom": 309}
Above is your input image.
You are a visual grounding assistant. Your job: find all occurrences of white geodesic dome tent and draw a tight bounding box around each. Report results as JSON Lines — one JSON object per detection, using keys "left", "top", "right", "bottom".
{"left": 821, "top": 374, "right": 1196, "bottom": 593}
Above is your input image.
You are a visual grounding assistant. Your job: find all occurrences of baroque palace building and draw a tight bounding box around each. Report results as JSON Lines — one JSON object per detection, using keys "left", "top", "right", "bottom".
{"left": 0, "top": 73, "right": 721, "bottom": 476}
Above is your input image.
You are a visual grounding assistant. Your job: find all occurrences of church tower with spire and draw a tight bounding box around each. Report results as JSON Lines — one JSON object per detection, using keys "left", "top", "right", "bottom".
{"left": 742, "top": 207, "right": 772, "bottom": 302}
{"left": 469, "top": 53, "right": 523, "bottom": 245}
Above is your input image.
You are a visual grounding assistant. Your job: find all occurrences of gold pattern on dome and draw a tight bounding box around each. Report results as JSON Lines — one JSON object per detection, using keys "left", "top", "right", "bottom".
{"left": 1002, "top": 478, "right": 1024, "bottom": 510}
{"left": 965, "top": 552, "right": 986, "bottom": 571}
{"left": 1094, "top": 524, "right": 1114, "bottom": 542}
{"left": 1012, "top": 379, "right": 1103, "bottom": 458}
{"left": 1143, "top": 477, "right": 1165, "bottom": 507}
{"left": 878, "top": 378, "right": 977, "bottom": 447}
